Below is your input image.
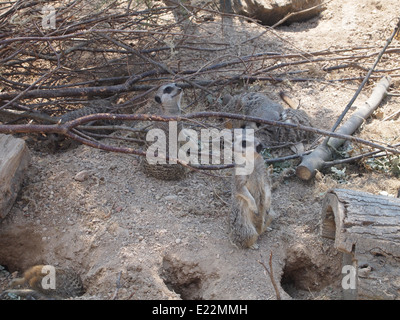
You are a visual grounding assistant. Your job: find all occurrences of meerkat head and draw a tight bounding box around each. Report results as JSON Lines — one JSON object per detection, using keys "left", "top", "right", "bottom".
{"left": 234, "top": 133, "right": 263, "bottom": 155}
{"left": 154, "top": 83, "right": 182, "bottom": 114}
{"left": 233, "top": 132, "right": 263, "bottom": 175}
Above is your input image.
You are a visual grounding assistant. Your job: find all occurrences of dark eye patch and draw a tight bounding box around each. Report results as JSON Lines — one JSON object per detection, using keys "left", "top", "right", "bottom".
{"left": 155, "top": 96, "right": 161, "bottom": 104}
{"left": 163, "top": 86, "right": 173, "bottom": 94}
{"left": 256, "top": 142, "right": 263, "bottom": 153}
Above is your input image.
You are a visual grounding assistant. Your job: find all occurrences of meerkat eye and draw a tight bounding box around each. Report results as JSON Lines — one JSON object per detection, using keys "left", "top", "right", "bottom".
{"left": 163, "top": 86, "right": 173, "bottom": 94}
{"left": 155, "top": 96, "right": 161, "bottom": 104}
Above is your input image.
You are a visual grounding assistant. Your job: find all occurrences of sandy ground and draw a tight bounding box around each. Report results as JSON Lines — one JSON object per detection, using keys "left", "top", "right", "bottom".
{"left": 1, "top": 0, "right": 400, "bottom": 300}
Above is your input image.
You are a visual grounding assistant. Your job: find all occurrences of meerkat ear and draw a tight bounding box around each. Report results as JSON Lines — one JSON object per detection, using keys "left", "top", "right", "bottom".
{"left": 155, "top": 96, "right": 162, "bottom": 104}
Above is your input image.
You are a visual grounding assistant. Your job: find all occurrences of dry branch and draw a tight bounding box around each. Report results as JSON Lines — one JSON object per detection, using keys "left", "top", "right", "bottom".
{"left": 296, "top": 76, "right": 392, "bottom": 180}
{"left": 1, "top": 0, "right": 400, "bottom": 167}
{"left": 1, "top": 110, "right": 399, "bottom": 173}
{"left": 258, "top": 252, "right": 281, "bottom": 300}
{"left": 325, "top": 17, "right": 400, "bottom": 136}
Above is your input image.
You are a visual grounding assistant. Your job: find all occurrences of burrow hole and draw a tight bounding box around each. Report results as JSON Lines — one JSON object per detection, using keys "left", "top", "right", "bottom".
{"left": 280, "top": 245, "right": 343, "bottom": 299}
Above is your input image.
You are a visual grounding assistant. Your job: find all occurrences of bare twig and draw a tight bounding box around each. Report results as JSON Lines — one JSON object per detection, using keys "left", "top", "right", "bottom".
{"left": 258, "top": 252, "right": 281, "bottom": 300}
{"left": 324, "top": 17, "right": 400, "bottom": 145}
{"left": 271, "top": 1, "right": 329, "bottom": 28}
{"left": 1, "top": 111, "right": 399, "bottom": 164}
{"left": 111, "top": 271, "right": 122, "bottom": 300}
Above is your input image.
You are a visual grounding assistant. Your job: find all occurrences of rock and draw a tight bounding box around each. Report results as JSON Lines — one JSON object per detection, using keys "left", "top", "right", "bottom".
{"left": 230, "top": 0, "right": 325, "bottom": 26}
{"left": 74, "top": 170, "right": 90, "bottom": 182}
{"left": 0, "top": 134, "right": 30, "bottom": 221}
{"left": 164, "top": 195, "right": 178, "bottom": 201}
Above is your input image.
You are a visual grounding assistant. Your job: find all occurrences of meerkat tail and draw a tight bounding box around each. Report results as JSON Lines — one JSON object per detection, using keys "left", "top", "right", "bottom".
{"left": 10, "top": 277, "right": 26, "bottom": 287}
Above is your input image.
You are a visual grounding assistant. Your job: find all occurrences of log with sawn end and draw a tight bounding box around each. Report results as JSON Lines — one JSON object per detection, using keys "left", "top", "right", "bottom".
{"left": 296, "top": 76, "right": 392, "bottom": 181}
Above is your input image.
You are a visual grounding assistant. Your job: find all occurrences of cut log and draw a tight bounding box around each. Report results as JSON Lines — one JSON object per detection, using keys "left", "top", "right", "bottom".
{"left": 0, "top": 134, "right": 30, "bottom": 221}
{"left": 321, "top": 188, "right": 400, "bottom": 299}
{"left": 297, "top": 76, "right": 392, "bottom": 181}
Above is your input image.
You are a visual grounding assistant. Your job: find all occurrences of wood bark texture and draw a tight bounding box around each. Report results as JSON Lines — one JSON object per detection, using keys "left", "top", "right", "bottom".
{"left": 0, "top": 134, "right": 30, "bottom": 220}
{"left": 321, "top": 188, "right": 400, "bottom": 299}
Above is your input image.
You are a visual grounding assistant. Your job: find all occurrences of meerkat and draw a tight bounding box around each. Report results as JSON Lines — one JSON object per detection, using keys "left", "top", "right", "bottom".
{"left": 140, "top": 83, "right": 188, "bottom": 180}
{"left": 224, "top": 91, "right": 314, "bottom": 150}
{"left": 276, "top": 108, "right": 315, "bottom": 144}
{"left": 229, "top": 133, "right": 275, "bottom": 249}
{"left": 222, "top": 92, "right": 284, "bottom": 148}
{"left": 223, "top": 92, "right": 284, "bottom": 130}
{"left": 1, "top": 265, "right": 84, "bottom": 300}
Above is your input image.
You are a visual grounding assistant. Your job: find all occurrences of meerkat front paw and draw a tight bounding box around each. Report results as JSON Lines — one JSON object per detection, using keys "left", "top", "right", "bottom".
{"left": 249, "top": 243, "right": 259, "bottom": 250}
{"left": 248, "top": 201, "right": 258, "bottom": 214}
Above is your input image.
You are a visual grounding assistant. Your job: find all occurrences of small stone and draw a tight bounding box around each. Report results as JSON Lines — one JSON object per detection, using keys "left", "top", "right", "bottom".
{"left": 74, "top": 170, "right": 90, "bottom": 182}
{"left": 175, "top": 238, "right": 182, "bottom": 244}
{"left": 165, "top": 195, "right": 178, "bottom": 201}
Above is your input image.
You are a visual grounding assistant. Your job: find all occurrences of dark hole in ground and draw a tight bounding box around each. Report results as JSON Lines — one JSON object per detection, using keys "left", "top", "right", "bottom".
{"left": 161, "top": 255, "right": 209, "bottom": 300}
{"left": 280, "top": 245, "right": 342, "bottom": 300}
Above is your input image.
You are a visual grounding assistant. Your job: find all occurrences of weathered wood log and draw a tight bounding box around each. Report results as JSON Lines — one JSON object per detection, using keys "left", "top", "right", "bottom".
{"left": 0, "top": 134, "right": 30, "bottom": 221}
{"left": 297, "top": 76, "right": 392, "bottom": 181}
{"left": 321, "top": 188, "right": 400, "bottom": 300}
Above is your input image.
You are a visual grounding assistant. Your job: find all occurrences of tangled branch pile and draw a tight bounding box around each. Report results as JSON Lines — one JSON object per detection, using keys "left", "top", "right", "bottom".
{"left": 0, "top": 0, "right": 400, "bottom": 162}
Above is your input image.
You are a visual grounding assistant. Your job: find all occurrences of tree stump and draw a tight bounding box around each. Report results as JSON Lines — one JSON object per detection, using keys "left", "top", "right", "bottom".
{"left": 321, "top": 188, "right": 400, "bottom": 299}
{"left": 0, "top": 134, "right": 30, "bottom": 221}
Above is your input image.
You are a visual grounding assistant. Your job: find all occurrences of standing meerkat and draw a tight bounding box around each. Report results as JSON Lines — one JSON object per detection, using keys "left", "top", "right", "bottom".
{"left": 140, "top": 83, "right": 188, "bottom": 180}
{"left": 229, "top": 133, "right": 275, "bottom": 249}
{"left": 1, "top": 265, "right": 84, "bottom": 300}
